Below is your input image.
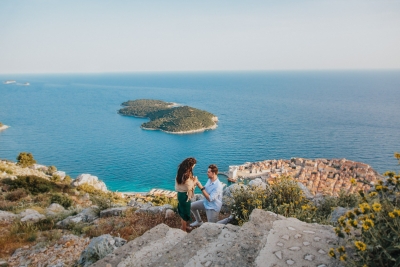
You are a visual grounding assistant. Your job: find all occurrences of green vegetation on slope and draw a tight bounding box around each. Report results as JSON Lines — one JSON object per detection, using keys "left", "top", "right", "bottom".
{"left": 16, "top": 152, "right": 37, "bottom": 168}
{"left": 119, "top": 99, "right": 173, "bottom": 117}
{"left": 0, "top": 122, "right": 3, "bottom": 127}
{"left": 118, "top": 99, "right": 217, "bottom": 133}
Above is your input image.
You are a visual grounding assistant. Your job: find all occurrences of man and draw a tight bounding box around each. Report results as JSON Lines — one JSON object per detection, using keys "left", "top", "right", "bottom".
{"left": 190, "top": 164, "right": 224, "bottom": 226}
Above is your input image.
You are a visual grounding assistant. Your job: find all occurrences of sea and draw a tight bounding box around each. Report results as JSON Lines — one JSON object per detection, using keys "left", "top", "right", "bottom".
{"left": 0, "top": 71, "right": 399, "bottom": 193}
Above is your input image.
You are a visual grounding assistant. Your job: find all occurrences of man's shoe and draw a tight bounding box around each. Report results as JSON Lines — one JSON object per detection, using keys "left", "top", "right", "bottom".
{"left": 190, "top": 221, "right": 203, "bottom": 227}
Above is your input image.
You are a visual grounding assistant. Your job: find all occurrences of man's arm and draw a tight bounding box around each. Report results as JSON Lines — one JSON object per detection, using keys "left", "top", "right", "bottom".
{"left": 197, "top": 181, "right": 211, "bottom": 201}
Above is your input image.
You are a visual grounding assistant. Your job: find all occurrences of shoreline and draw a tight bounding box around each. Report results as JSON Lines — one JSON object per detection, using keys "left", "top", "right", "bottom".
{"left": 0, "top": 125, "right": 10, "bottom": 131}
{"left": 141, "top": 123, "right": 218, "bottom": 134}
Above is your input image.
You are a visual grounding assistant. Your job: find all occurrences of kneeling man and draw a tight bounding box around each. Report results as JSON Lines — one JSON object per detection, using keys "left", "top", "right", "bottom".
{"left": 190, "top": 164, "right": 224, "bottom": 226}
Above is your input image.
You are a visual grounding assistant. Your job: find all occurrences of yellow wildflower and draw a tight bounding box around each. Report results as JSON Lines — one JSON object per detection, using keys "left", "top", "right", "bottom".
{"left": 372, "top": 203, "right": 382, "bottom": 212}
{"left": 389, "top": 212, "right": 395, "bottom": 218}
{"left": 375, "top": 185, "right": 383, "bottom": 191}
{"left": 344, "top": 227, "right": 351, "bottom": 234}
{"left": 329, "top": 248, "right": 336, "bottom": 258}
{"left": 350, "top": 219, "right": 358, "bottom": 227}
{"left": 368, "top": 192, "right": 377, "bottom": 197}
{"left": 340, "top": 254, "right": 347, "bottom": 261}
{"left": 350, "top": 178, "right": 357, "bottom": 185}
{"left": 354, "top": 241, "right": 367, "bottom": 251}
{"left": 362, "top": 224, "right": 369, "bottom": 230}
{"left": 354, "top": 208, "right": 362, "bottom": 215}
{"left": 365, "top": 219, "right": 374, "bottom": 226}
{"left": 358, "top": 203, "right": 370, "bottom": 213}
{"left": 394, "top": 209, "right": 400, "bottom": 216}
{"left": 337, "top": 246, "right": 345, "bottom": 253}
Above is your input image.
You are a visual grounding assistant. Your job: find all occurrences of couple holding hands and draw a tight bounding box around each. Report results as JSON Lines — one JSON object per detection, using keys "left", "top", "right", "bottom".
{"left": 175, "top": 157, "right": 224, "bottom": 232}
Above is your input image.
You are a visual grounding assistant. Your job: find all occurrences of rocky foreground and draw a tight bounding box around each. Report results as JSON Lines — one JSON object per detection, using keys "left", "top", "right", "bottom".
{"left": 90, "top": 209, "right": 342, "bottom": 267}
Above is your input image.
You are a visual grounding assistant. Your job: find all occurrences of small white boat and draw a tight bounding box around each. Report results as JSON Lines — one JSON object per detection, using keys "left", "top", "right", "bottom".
{"left": 23, "top": 82, "right": 30, "bottom": 86}
{"left": 3, "top": 80, "right": 16, "bottom": 84}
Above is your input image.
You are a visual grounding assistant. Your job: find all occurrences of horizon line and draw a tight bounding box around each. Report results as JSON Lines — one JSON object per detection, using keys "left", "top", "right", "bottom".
{"left": 1, "top": 68, "right": 400, "bottom": 76}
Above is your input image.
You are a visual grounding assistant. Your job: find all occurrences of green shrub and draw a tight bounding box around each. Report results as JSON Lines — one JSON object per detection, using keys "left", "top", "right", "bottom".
{"left": 91, "top": 194, "right": 113, "bottom": 212}
{"left": 331, "top": 154, "right": 400, "bottom": 266}
{"left": 310, "top": 190, "right": 361, "bottom": 224}
{"left": 47, "top": 165, "right": 57, "bottom": 175}
{"left": 51, "top": 174, "right": 61, "bottom": 182}
{"left": 2, "top": 176, "right": 54, "bottom": 195}
{"left": 51, "top": 193, "right": 73, "bottom": 208}
{"left": 229, "top": 176, "right": 313, "bottom": 225}
{"left": 228, "top": 175, "right": 359, "bottom": 225}
{"left": 16, "top": 152, "right": 37, "bottom": 168}
{"left": 229, "top": 184, "right": 268, "bottom": 225}
{"left": 265, "top": 176, "right": 309, "bottom": 217}
{"left": 150, "top": 195, "right": 178, "bottom": 211}
{"left": 63, "top": 175, "right": 72, "bottom": 184}
{"left": 5, "top": 188, "right": 28, "bottom": 201}
{"left": 77, "top": 184, "right": 104, "bottom": 195}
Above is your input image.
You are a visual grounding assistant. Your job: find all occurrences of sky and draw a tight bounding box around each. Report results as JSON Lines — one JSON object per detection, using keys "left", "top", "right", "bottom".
{"left": 1, "top": 0, "right": 399, "bottom": 74}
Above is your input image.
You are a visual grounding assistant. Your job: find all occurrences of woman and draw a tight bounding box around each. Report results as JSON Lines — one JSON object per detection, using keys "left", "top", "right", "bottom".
{"left": 175, "top": 157, "right": 198, "bottom": 232}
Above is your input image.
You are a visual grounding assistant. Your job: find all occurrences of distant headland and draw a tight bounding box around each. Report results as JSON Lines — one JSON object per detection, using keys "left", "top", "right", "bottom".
{"left": 118, "top": 99, "right": 218, "bottom": 134}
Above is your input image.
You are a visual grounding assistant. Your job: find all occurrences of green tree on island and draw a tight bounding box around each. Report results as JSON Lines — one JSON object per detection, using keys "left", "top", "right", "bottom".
{"left": 16, "top": 152, "right": 37, "bottom": 168}
{"left": 0, "top": 122, "right": 3, "bottom": 127}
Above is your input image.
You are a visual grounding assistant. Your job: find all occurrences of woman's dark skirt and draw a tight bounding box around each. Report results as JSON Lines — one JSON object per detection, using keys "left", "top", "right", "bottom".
{"left": 177, "top": 192, "right": 191, "bottom": 222}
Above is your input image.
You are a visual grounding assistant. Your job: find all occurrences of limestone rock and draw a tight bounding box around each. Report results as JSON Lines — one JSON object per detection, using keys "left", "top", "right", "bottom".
{"left": 127, "top": 200, "right": 152, "bottom": 208}
{"left": 77, "top": 234, "right": 126, "bottom": 267}
{"left": 90, "top": 224, "right": 186, "bottom": 267}
{"left": 56, "top": 207, "right": 98, "bottom": 228}
{"left": 0, "top": 210, "right": 17, "bottom": 221}
{"left": 330, "top": 207, "right": 349, "bottom": 224}
{"left": 165, "top": 209, "right": 175, "bottom": 219}
{"left": 54, "top": 171, "right": 66, "bottom": 180}
{"left": 255, "top": 213, "right": 341, "bottom": 267}
{"left": 249, "top": 178, "right": 267, "bottom": 189}
{"left": 297, "top": 182, "right": 314, "bottom": 199}
{"left": 71, "top": 174, "right": 108, "bottom": 192}
{"left": 100, "top": 207, "right": 128, "bottom": 218}
{"left": 20, "top": 209, "right": 45, "bottom": 223}
{"left": 46, "top": 203, "right": 66, "bottom": 216}
{"left": 223, "top": 183, "right": 247, "bottom": 198}
{"left": 135, "top": 204, "right": 173, "bottom": 214}
{"left": 8, "top": 234, "right": 90, "bottom": 267}
{"left": 98, "top": 209, "right": 341, "bottom": 267}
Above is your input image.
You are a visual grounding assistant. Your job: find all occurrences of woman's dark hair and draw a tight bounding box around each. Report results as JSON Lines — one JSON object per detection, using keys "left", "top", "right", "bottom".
{"left": 176, "top": 157, "right": 197, "bottom": 184}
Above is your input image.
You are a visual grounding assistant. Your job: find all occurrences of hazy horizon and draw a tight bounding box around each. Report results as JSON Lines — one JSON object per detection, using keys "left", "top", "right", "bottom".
{"left": 1, "top": 0, "right": 399, "bottom": 74}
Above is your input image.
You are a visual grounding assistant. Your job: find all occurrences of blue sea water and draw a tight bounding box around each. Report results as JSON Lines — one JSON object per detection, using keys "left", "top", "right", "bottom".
{"left": 0, "top": 71, "right": 399, "bottom": 192}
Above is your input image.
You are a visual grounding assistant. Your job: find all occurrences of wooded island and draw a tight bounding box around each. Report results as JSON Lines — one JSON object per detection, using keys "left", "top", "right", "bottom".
{"left": 118, "top": 99, "right": 218, "bottom": 134}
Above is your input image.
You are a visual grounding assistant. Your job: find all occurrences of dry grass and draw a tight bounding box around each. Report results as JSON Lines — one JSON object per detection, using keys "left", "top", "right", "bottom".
{"left": 84, "top": 209, "right": 231, "bottom": 241}
{"left": 0, "top": 221, "right": 32, "bottom": 259}
{"left": 84, "top": 209, "right": 182, "bottom": 241}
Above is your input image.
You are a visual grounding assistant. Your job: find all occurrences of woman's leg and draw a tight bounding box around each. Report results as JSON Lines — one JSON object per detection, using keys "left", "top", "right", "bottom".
{"left": 181, "top": 218, "right": 187, "bottom": 231}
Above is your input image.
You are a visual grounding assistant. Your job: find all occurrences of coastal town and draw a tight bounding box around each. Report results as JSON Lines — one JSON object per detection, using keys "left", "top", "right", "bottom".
{"left": 227, "top": 157, "right": 382, "bottom": 196}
